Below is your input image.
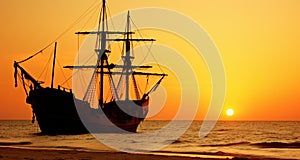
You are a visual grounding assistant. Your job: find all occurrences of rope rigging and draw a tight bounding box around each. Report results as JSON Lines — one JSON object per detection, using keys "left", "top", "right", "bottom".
{"left": 37, "top": 49, "right": 53, "bottom": 81}
{"left": 14, "top": 0, "right": 167, "bottom": 105}
{"left": 129, "top": 17, "right": 166, "bottom": 74}
{"left": 14, "top": 0, "right": 102, "bottom": 95}
{"left": 16, "top": 0, "right": 100, "bottom": 64}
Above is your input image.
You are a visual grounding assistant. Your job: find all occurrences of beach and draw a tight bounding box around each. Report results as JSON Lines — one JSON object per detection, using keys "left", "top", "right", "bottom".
{"left": 0, "top": 147, "right": 294, "bottom": 160}
{"left": 0, "top": 147, "right": 221, "bottom": 160}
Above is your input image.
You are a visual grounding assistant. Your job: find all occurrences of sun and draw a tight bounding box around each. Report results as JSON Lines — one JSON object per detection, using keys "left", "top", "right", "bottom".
{"left": 226, "top": 108, "right": 234, "bottom": 117}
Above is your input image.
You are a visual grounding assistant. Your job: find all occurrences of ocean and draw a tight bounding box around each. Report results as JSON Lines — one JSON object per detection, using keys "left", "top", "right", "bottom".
{"left": 0, "top": 120, "right": 299, "bottom": 159}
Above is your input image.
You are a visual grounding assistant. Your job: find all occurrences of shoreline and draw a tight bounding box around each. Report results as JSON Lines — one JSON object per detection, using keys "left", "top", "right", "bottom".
{"left": 0, "top": 147, "right": 218, "bottom": 160}
{"left": 0, "top": 146, "right": 295, "bottom": 160}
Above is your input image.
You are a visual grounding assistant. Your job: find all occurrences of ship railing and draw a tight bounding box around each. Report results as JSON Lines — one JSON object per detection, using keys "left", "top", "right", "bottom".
{"left": 57, "top": 85, "right": 72, "bottom": 93}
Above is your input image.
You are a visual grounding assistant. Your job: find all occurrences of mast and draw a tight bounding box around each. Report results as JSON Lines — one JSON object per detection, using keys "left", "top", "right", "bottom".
{"left": 51, "top": 42, "right": 57, "bottom": 89}
{"left": 125, "top": 11, "right": 131, "bottom": 100}
{"left": 99, "top": 0, "right": 107, "bottom": 108}
{"left": 70, "top": 1, "right": 167, "bottom": 105}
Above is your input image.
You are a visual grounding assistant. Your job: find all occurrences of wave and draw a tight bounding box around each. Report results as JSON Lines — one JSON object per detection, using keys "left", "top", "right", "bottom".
{"left": 17, "top": 145, "right": 90, "bottom": 151}
{"left": 151, "top": 150, "right": 234, "bottom": 159}
{"left": 198, "top": 141, "right": 300, "bottom": 149}
{"left": 0, "top": 141, "right": 32, "bottom": 146}
{"left": 214, "top": 129, "right": 232, "bottom": 132}
{"left": 154, "top": 150, "right": 229, "bottom": 156}
{"left": 199, "top": 141, "right": 250, "bottom": 147}
{"left": 170, "top": 139, "right": 191, "bottom": 144}
{"left": 251, "top": 142, "right": 300, "bottom": 149}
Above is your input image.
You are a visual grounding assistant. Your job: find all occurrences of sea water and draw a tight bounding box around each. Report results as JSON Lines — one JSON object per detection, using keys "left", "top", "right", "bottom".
{"left": 0, "top": 120, "right": 299, "bottom": 159}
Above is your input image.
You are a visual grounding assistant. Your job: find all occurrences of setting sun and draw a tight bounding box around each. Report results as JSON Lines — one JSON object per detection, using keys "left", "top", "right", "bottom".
{"left": 226, "top": 109, "right": 234, "bottom": 117}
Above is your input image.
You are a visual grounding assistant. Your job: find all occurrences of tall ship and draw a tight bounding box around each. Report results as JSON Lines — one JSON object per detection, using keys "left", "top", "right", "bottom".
{"left": 13, "top": 0, "right": 167, "bottom": 134}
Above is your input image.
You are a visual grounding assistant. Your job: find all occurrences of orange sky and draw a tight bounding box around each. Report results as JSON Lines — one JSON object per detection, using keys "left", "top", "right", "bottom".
{"left": 0, "top": 0, "right": 299, "bottom": 120}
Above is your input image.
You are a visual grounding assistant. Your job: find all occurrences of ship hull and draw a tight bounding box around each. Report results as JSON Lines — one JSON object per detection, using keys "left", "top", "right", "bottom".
{"left": 26, "top": 88, "right": 148, "bottom": 135}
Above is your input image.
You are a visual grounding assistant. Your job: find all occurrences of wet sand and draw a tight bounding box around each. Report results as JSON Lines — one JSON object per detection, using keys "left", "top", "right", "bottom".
{"left": 0, "top": 147, "right": 293, "bottom": 160}
{"left": 0, "top": 147, "right": 216, "bottom": 160}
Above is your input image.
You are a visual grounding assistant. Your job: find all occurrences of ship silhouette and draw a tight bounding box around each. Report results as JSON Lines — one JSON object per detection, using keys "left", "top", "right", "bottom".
{"left": 14, "top": 0, "right": 166, "bottom": 134}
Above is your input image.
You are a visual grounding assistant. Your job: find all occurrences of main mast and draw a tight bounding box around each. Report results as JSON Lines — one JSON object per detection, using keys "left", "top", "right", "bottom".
{"left": 99, "top": 0, "right": 107, "bottom": 108}
{"left": 124, "top": 11, "right": 131, "bottom": 100}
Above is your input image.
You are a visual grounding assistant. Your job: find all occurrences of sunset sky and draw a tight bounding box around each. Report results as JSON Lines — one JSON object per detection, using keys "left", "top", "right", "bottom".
{"left": 0, "top": 0, "right": 299, "bottom": 121}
